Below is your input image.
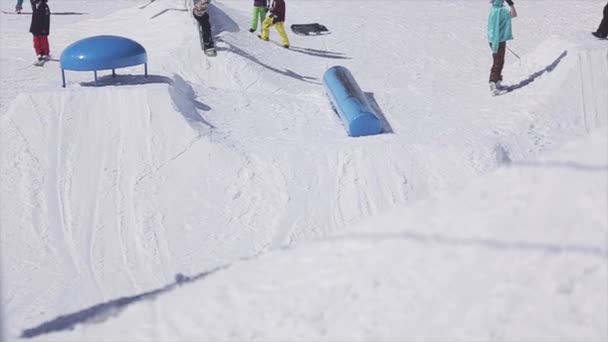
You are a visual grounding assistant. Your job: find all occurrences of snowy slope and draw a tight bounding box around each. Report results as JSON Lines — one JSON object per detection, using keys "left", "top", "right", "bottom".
{"left": 1, "top": 0, "right": 607, "bottom": 340}
{"left": 22, "top": 128, "right": 608, "bottom": 341}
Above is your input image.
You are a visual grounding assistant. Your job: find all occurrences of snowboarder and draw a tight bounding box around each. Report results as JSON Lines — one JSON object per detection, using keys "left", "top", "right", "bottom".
{"left": 29, "top": 0, "right": 51, "bottom": 64}
{"left": 592, "top": 2, "right": 608, "bottom": 39}
{"left": 259, "top": 0, "right": 290, "bottom": 48}
{"left": 487, "top": 0, "right": 517, "bottom": 96}
{"left": 192, "top": 0, "right": 216, "bottom": 56}
{"left": 15, "top": 0, "right": 23, "bottom": 13}
{"left": 249, "top": 0, "right": 267, "bottom": 33}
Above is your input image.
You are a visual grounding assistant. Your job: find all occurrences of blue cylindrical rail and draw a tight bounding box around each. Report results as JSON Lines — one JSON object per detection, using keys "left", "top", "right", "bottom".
{"left": 323, "top": 66, "right": 382, "bottom": 137}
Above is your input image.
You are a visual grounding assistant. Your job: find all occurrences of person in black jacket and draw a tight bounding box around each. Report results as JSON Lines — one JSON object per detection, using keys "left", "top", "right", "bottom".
{"left": 192, "top": 0, "right": 215, "bottom": 52}
{"left": 29, "top": 0, "right": 50, "bottom": 61}
{"left": 592, "top": 2, "right": 608, "bottom": 39}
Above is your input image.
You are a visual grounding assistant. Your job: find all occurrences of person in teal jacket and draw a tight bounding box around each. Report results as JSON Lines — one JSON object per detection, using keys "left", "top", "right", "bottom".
{"left": 487, "top": 0, "right": 517, "bottom": 95}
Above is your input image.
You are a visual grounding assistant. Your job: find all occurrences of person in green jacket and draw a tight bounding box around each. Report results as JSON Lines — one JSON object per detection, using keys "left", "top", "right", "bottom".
{"left": 487, "top": 0, "right": 517, "bottom": 95}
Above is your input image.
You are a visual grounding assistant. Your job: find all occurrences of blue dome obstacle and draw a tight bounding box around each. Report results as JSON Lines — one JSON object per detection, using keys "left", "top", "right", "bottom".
{"left": 323, "top": 66, "right": 382, "bottom": 137}
{"left": 60, "top": 35, "right": 148, "bottom": 87}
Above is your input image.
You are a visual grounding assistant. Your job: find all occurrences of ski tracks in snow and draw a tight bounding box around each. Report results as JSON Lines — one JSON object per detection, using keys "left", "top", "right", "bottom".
{"left": 114, "top": 95, "right": 141, "bottom": 291}
{"left": 7, "top": 87, "right": 204, "bottom": 311}
{"left": 333, "top": 150, "right": 373, "bottom": 228}
{"left": 209, "top": 128, "right": 290, "bottom": 253}
{"left": 45, "top": 95, "right": 83, "bottom": 277}
{"left": 332, "top": 147, "right": 414, "bottom": 234}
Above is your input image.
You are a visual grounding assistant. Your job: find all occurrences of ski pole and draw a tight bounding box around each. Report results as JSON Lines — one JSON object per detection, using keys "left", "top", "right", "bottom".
{"left": 507, "top": 46, "right": 521, "bottom": 60}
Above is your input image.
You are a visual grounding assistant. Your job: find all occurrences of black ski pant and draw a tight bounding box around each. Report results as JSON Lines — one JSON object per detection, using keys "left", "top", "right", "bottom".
{"left": 597, "top": 2, "right": 608, "bottom": 36}
{"left": 489, "top": 42, "right": 506, "bottom": 82}
{"left": 195, "top": 12, "right": 213, "bottom": 47}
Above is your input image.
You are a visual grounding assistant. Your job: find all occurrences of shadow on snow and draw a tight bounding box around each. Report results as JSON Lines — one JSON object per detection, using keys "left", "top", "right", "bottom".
{"left": 220, "top": 39, "right": 321, "bottom": 85}
{"left": 272, "top": 42, "right": 351, "bottom": 60}
{"left": 365, "top": 92, "right": 393, "bottom": 134}
{"left": 501, "top": 50, "right": 568, "bottom": 94}
{"left": 20, "top": 266, "right": 228, "bottom": 339}
{"left": 79, "top": 73, "right": 214, "bottom": 129}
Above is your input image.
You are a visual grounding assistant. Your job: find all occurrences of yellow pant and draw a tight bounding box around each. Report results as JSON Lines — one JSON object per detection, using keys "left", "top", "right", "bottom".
{"left": 261, "top": 17, "right": 290, "bottom": 46}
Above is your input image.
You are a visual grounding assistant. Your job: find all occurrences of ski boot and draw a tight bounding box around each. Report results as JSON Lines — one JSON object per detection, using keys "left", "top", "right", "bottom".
{"left": 489, "top": 81, "right": 507, "bottom": 96}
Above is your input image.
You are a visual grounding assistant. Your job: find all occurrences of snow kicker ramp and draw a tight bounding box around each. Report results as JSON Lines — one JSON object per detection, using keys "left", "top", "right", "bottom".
{"left": 0, "top": 85, "right": 204, "bottom": 334}
{"left": 522, "top": 38, "right": 607, "bottom": 130}
{"left": 0, "top": 83, "right": 289, "bottom": 336}
{"left": 478, "top": 38, "right": 607, "bottom": 162}
{"left": 18, "top": 129, "right": 608, "bottom": 341}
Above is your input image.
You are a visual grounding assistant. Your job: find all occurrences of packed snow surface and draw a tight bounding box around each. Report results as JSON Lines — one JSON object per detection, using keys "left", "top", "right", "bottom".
{"left": 1, "top": 0, "right": 606, "bottom": 340}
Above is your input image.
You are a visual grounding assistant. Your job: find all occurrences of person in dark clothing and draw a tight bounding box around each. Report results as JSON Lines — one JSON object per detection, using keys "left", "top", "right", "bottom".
{"left": 192, "top": 0, "right": 214, "bottom": 51}
{"left": 29, "top": 0, "right": 36, "bottom": 11}
{"left": 592, "top": 2, "right": 608, "bottom": 39}
{"left": 29, "top": 0, "right": 50, "bottom": 61}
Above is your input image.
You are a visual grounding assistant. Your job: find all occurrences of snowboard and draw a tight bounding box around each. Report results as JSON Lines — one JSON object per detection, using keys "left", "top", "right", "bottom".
{"left": 1, "top": 10, "right": 87, "bottom": 15}
{"left": 33, "top": 56, "right": 58, "bottom": 67}
{"left": 33, "top": 59, "right": 47, "bottom": 67}
{"left": 2, "top": 10, "right": 31, "bottom": 14}
{"left": 204, "top": 48, "right": 217, "bottom": 57}
{"left": 291, "top": 23, "right": 330, "bottom": 36}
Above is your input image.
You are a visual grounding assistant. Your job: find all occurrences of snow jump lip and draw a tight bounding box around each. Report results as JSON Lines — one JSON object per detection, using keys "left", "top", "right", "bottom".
{"left": 323, "top": 66, "right": 383, "bottom": 137}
